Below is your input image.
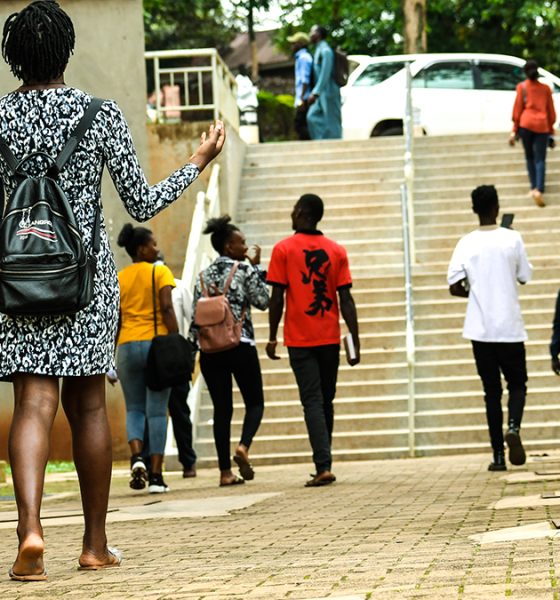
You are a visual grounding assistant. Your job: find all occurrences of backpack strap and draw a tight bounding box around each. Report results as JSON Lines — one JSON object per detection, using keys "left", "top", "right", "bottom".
{"left": 151, "top": 265, "right": 158, "bottom": 337}
{"left": 52, "top": 97, "right": 105, "bottom": 176}
{"left": 223, "top": 262, "right": 239, "bottom": 295}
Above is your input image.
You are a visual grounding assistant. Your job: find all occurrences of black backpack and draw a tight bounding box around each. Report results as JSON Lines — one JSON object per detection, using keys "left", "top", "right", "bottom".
{"left": 0, "top": 97, "right": 104, "bottom": 317}
{"left": 333, "top": 48, "right": 350, "bottom": 87}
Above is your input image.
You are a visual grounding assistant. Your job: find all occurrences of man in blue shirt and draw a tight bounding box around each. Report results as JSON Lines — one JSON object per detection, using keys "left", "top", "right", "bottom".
{"left": 307, "top": 25, "right": 342, "bottom": 140}
{"left": 288, "top": 31, "right": 313, "bottom": 140}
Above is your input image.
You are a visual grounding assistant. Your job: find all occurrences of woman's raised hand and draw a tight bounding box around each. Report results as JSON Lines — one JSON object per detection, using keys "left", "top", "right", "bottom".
{"left": 189, "top": 120, "right": 226, "bottom": 171}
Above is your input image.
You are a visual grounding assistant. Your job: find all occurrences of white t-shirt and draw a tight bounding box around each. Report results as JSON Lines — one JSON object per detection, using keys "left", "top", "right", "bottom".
{"left": 447, "top": 226, "right": 533, "bottom": 342}
{"left": 171, "top": 278, "right": 193, "bottom": 337}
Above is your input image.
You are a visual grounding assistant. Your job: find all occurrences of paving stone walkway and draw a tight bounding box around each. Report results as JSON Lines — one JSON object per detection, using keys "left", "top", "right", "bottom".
{"left": 1, "top": 452, "right": 560, "bottom": 599}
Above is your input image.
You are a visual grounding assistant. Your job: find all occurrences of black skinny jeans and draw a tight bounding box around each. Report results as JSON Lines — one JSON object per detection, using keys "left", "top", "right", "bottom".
{"left": 200, "top": 343, "right": 264, "bottom": 471}
{"left": 471, "top": 341, "right": 528, "bottom": 452}
{"left": 288, "top": 344, "right": 340, "bottom": 474}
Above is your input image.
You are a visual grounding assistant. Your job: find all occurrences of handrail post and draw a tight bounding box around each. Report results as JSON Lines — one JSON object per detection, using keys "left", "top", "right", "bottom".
{"left": 400, "top": 183, "right": 416, "bottom": 458}
{"left": 154, "top": 56, "right": 161, "bottom": 123}
{"left": 211, "top": 50, "right": 219, "bottom": 122}
{"left": 403, "top": 62, "right": 416, "bottom": 264}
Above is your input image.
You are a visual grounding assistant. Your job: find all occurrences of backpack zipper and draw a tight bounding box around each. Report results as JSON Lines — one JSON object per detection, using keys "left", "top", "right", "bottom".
{"left": 0, "top": 262, "right": 78, "bottom": 277}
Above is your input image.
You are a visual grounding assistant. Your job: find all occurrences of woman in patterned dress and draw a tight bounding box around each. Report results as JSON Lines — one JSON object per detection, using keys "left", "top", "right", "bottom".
{"left": 0, "top": 1, "right": 224, "bottom": 580}
{"left": 190, "top": 216, "right": 269, "bottom": 487}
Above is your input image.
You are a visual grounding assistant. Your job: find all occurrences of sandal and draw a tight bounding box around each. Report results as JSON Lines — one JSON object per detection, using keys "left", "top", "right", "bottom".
{"left": 219, "top": 474, "right": 245, "bottom": 487}
{"left": 77, "top": 546, "right": 123, "bottom": 571}
{"left": 8, "top": 567, "right": 47, "bottom": 582}
{"left": 233, "top": 453, "right": 255, "bottom": 481}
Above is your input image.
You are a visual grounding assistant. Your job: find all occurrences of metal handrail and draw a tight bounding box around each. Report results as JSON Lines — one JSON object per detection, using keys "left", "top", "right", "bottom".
{"left": 145, "top": 48, "right": 239, "bottom": 129}
{"left": 400, "top": 183, "right": 416, "bottom": 457}
{"left": 402, "top": 61, "right": 416, "bottom": 457}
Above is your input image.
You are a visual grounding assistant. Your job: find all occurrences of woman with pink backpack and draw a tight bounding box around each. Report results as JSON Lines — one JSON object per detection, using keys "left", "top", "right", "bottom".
{"left": 191, "top": 216, "right": 269, "bottom": 486}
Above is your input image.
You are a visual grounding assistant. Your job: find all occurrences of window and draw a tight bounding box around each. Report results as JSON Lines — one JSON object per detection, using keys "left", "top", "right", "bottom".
{"left": 477, "top": 62, "right": 523, "bottom": 90}
{"left": 412, "top": 62, "right": 474, "bottom": 89}
{"left": 353, "top": 62, "right": 407, "bottom": 87}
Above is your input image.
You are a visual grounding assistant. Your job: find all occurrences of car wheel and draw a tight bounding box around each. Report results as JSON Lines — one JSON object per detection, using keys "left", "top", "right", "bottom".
{"left": 377, "top": 126, "right": 403, "bottom": 136}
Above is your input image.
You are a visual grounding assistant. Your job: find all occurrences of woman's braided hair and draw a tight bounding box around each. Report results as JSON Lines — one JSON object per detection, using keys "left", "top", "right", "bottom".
{"left": 2, "top": 0, "right": 75, "bottom": 83}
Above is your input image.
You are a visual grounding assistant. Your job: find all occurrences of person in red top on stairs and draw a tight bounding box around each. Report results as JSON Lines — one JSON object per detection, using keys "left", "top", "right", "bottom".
{"left": 266, "top": 194, "right": 360, "bottom": 488}
{"left": 510, "top": 59, "right": 556, "bottom": 208}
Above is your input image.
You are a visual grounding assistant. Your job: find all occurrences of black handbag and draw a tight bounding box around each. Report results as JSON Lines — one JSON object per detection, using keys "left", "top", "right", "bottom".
{"left": 145, "top": 265, "right": 193, "bottom": 391}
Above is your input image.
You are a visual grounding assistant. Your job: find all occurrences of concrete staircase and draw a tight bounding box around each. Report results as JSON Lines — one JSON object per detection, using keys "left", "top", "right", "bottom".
{"left": 193, "top": 132, "right": 560, "bottom": 467}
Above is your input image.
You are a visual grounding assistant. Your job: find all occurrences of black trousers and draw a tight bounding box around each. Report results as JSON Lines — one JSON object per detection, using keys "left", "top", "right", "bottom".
{"left": 200, "top": 343, "right": 265, "bottom": 471}
{"left": 288, "top": 344, "right": 340, "bottom": 473}
{"left": 168, "top": 382, "right": 197, "bottom": 470}
{"left": 471, "top": 341, "right": 528, "bottom": 451}
{"left": 142, "top": 380, "right": 197, "bottom": 470}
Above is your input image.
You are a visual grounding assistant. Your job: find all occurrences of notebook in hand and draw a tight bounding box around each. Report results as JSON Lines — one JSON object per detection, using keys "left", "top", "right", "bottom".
{"left": 344, "top": 333, "right": 357, "bottom": 362}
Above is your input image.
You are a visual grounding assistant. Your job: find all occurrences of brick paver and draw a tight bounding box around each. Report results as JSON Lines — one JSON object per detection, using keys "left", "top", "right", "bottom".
{"left": 1, "top": 453, "right": 560, "bottom": 599}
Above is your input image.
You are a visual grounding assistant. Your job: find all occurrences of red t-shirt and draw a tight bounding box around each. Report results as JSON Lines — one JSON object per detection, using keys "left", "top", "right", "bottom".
{"left": 267, "top": 231, "right": 352, "bottom": 347}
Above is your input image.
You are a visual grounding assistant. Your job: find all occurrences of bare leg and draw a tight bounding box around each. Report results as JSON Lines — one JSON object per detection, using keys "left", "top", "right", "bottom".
{"left": 129, "top": 439, "right": 142, "bottom": 456}
{"left": 61, "top": 375, "right": 118, "bottom": 568}
{"left": 150, "top": 453, "right": 163, "bottom": 475}
{"left": 9, "top": 374, "right": 59, "bottom": 577}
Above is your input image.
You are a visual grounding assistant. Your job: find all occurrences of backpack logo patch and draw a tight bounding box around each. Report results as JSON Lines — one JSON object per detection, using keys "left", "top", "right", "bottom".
{"left": 16, "top": 208, "right": 57, "bottom": 243}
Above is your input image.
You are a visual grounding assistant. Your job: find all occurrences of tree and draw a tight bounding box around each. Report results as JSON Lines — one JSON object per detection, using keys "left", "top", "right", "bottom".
{"left": 403, "top": 0, "right": 427, "bottom": 53}
{"left": 277, "top": 0, "right": 560, "bottom": 76}
{"left": 277, "top": 0, "right": 403, "bottom": 56}
{"left": 427, "top": 0, "right": 560, "bottom": 74}
{"left": 229, "top": 0, "right": 272, "bottom": 79}
{"left": 143, "top": 0, "right": 235, "bottom": 54}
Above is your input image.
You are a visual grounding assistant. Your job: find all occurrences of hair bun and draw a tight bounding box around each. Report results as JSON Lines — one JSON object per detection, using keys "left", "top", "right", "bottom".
{"left": 203, "top": 215, "right": 232, "bottom": 235}
{"left": 117, "top": 223, "right": 134, "bottom": 247}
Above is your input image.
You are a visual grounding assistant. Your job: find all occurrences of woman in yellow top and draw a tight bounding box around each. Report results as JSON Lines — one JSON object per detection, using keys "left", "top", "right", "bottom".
{"left": 116, "top": 224, "right": 178, "bottom": 493}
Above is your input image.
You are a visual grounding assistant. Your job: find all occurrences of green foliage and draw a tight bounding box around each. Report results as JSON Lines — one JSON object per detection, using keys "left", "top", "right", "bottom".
{"left": 277, "top": 0, "right": 403, "bottom": 56}
{"left": 143, "top": 0, "right": 235, "bottom": 53}
{"left": 257, "top": 90, "right": 297, "bottom": 141}
{"left": 277, "top": 0, "right": 560, "bottom": 74}
{"left": 427, "top": 0, "right": 560, "bottom": 73}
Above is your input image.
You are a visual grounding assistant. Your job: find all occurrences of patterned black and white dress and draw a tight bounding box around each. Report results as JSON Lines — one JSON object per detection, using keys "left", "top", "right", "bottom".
{"left": 0, "top": 87, "right": 199, "bottom": 378}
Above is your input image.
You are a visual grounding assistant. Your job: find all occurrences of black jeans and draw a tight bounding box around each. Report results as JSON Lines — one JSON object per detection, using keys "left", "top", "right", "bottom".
{"left": 142, "top": 381, "right": 196, "bottom": 471}
{"left": 471, "top": 341, "right": 528, "bottom": 452}
{"left": 200, "top": 343, "right": 264, "bottom": 471}
{"left": 288, "top": 344, "right": 340, "bottom": 473}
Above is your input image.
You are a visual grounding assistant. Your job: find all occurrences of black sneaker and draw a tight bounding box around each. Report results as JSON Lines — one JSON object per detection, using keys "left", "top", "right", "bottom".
{"left": 505, "top": 427, "right": 526, "bottom": 466}
{"left": 488, "top": 450, "right": 507, "bottom": 471}
{"left": 129, "top": 455, "right": 148, "bottom": 490}
{"left": 148, "top": 473, "right": 170, "bottom": 494}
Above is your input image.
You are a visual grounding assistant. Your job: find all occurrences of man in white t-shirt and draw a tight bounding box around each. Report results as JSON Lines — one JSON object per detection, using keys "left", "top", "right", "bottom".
{"left": 447, "top": 185, "right": 533, "bottom": 471}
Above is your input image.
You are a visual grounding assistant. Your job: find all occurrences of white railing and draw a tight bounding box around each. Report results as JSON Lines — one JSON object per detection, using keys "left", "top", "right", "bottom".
{"left": 181, "top": 165, "right": 221, "bottom": 446}
{"left": 145, "top": 49, "right": 240, "bottom": 130}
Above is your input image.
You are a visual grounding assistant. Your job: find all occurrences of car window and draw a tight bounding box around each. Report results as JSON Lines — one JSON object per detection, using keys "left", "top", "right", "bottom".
{"left": 353, "top": 62, "right": 407, "bottom": 87}
{"left": 477, "top": 62, "right": 523, "bottom": 90}
{"left": 412, "top": 62, "right": 474, "bottom": 89}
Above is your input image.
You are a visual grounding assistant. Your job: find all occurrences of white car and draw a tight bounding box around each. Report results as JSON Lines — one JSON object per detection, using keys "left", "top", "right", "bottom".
{"left": 341, "top": 53, "right": 560, "bottom": 139}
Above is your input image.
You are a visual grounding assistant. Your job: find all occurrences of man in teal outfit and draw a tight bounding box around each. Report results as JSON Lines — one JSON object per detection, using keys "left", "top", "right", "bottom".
{"left": 307, "top": 25, "right": 342, "bottom": 140}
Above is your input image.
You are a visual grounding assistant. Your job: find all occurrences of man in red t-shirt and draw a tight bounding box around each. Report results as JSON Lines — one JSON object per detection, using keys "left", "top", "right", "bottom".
{"left": 266, "top": 193, "right": 360, "bottom": 487}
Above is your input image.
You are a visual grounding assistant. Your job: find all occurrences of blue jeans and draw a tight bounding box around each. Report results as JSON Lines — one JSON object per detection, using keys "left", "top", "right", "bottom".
{"left": 518, "top": 127, "right": 548, "bottom": 192}
{"left": 117, "top": 340, "right": 170, "bottom": 455}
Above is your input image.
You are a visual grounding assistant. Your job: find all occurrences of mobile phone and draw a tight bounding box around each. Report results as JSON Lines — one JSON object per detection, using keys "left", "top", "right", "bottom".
{"left": 501, "top": 213, "right": 514, "bottom": 228}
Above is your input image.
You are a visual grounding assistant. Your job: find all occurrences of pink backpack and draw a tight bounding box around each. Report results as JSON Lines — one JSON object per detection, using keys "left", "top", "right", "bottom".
{"left": 194, "top": 262, "right": 245, "bottom": 353}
